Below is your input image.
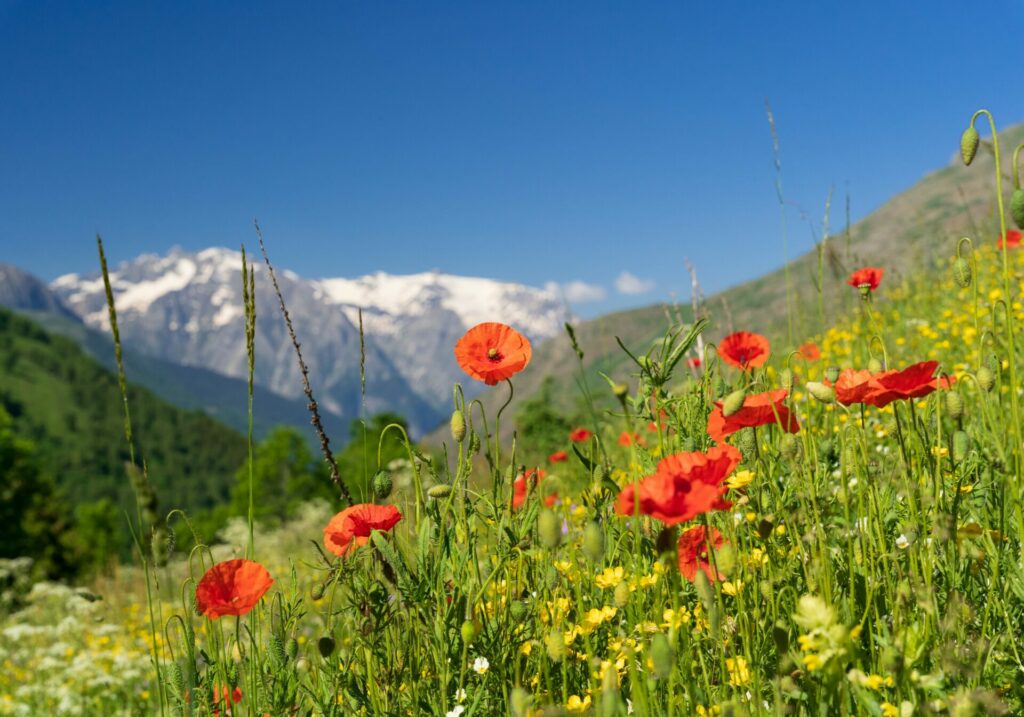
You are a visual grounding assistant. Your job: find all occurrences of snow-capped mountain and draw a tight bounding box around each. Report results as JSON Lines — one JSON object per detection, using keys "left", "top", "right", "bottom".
{"left": 51, "top": 247, "right": 570, "bottom": 435}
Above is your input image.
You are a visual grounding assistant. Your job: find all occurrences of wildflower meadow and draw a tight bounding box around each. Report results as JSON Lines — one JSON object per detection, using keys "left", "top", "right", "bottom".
{"left": 6, "top": 111, "right": 1024, "bottom": 717}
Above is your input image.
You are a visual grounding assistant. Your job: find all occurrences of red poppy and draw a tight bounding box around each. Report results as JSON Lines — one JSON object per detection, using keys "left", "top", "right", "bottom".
{"left": 647, "top": 421, "right": 659, "bottom": 432}
{"left": 797, "top": 342, "right": 821, "bottom": 361}
{"left": 195, "top": 559, "right": 273, "bottom": 619}
{"left": 618, "top": 431, "right": 643, "bottom": 447}
{"left": 323, "top": 503, "right": 402, "bottom": 557}
{"left": 833, "top": 369, "right": 876, "bottom": 406}
{"left": 548, "top": 450, "right": 568, "bottom": 463}
{"left": 718, "top": 331, "right": 771, "bottom": 370}
{"left": 614, "top": 445, "right": 739, "bottom": 525}
{"left": 454, "top": 322, "right": 532, "bottom": 385}
{"left": 569, "top": 427, "right": 593, "bottom": 442}
{"left": 847, "top": 267, "right": 884, "bottom": 292}
{"left": 512, "top": 468, "right": 556, "bottom": 509}
{"left": 687, "top": 356, "right": 702, "bottom": 369}
{"left": 864, "top": 361, "right": 954, "bottom": 408}
{"left": 677, "top": 525, "right": 726, "bottom": 583}
{"left": 997, "top": 230, "right": 1022, "bottom": 249}
{"left": 212, "top": 685, "right": 243, "bottom": 717}
{"left": 707, "top": 389, "right": 799, "bottom": 443}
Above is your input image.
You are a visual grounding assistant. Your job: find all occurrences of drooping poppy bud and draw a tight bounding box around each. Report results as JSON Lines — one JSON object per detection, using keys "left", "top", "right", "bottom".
{"left": 317, "top": 636, "right": 336, "bottom": 658}
{"left": 806, "top": 382, "right": 835, "bottom": 404}
{"left": 582, "top": 521, "right": 605, "bottom": 562}
{"left": 510, "top": 600, "right": 527, "bottom": 621}
{"left": 1011, "top": 189, "right": 1024, "bottom": 229}
{"left": 371, "top": 470, "right": 393, "bottom": 500}
{"left": 826, "top": 366, "right": 840, "bottom": 384}
{"left": 953, "top": 257, "right": 972, "bottom": 288}
{"left": 779, "top": 368, "right": 793, "bottom": 391}
{"left": 945, "top": 391, "right": 964, "bottom": 420}
{"left": 613, "top": 581, "right": 630, "bottom": 608}
{"left": 961, "top": 126, "right": 980, "bottom": 165}
{"left": 511, "top": 687, "right": 531, "bottom": 717}
{"left": 649, "top": 633, "right": 674, "bottom": 679}
{"left": 268, "top": 635, "right": 287, "bottom": 666}
{"left": 780, "top": 434, "right": 799, "bottom": 461}
{"left": 736, "top": 428, "right": 756, "bottom": 457}
{"left": 450, "top": 409, "right": 466, "bottom": 443}
{"left": 977, "top": 366, "right": 995, "bottom": 392}
{"left": 427, "top": 483, "right": 452, "bottom": 499}
{"left": 612, "top": 383, "right": 629, "bottom": 399}
{"left": 722, "top": 388, "right": 747, "bottom": 417}
{"left": 953, "top": 430, "right": 969, "bottom": 462}
{"left": 460, "top": 619, "right": 479, "bottom": 644}
{"left": 538, "top": 509, "right": 562, "bottom": 549}
{"left": 867, "top": 357, "right": 883, "bottom": 374}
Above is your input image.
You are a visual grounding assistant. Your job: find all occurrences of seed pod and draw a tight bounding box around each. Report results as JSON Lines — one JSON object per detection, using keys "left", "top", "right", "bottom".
{"left": 779, "top": 368, "right": 794, "bottom": 391}
{"left": 953, "top": 430, "right": 969, "bottom": 462}
{"left": 613, "top": 581, "right": 630, "bottom": 608}
{"left": 371, "top": 470, "right": 393, "bottom": 500}
{"left": 953, "top": 256, "right": 973, "bottom": 288}
{"left": 945, "top": 391, "right": 964, "bottom": 420}
{"left": 825, "top": 366, "right": 840, "bottom": 384}
{"left": 806, "top": 381, "right": 835, "bottom": 404}
{"left": 960, "top": 126, "right": 980, "bottom": 166}
{"left": 977, "top": 366, "right": 995, "bottom": 392}
{"left": 780, "top": 434, "right": 799, "bottom": 461}
{"left": 538, "top": 509, "right": 562, "bottom": 549}
{"left": 545, "top": 630, "right": 566, "bottom": 662}
{"left": 450, "top": 410, "right": 466, "bottom": 443}
{"left": 582, "top": 521, "right": 605, "bottom": 562}
{"left": 649, "top": 633, "right": 674, "bottom": 679}
{"left": 722, "top": 389, "right": 747, "bottom": 417}
{"left": 427, "top": 483, "right": 452, "bottom": 499}
{"left": 317, "top": 636, "right": 336, "bottom": 658}
{"left": 1013, "top": 189, "right": 1024, "bottom": 229}
{"left": 867, "top": 357, "right": 883, "bottom": 374}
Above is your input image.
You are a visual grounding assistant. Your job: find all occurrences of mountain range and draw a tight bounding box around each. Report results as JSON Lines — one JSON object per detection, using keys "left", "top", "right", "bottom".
{"left": 9, "top": 249, "right": 569, "bottom": 438}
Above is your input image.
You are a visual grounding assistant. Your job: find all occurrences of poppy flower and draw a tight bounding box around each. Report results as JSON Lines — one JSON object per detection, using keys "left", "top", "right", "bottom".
{"left": 323, "top": 503, "right": 402, "bottom": 557}
{"left": 512, "top": 468, "right": 556, "bottom": 509}
{"left": 195, "top": 559, "right": 274, "bottom": 619}
{"left": 997, "top": 230, "right": 1022, "bottom": 249}
{"left": 454, "top": 322, "right": 532, "bottom": 385}
{"left": 212, "top": 685, "right": 243, "bottom": 717}
{"left": 707, "top": 389, "right": 799, "bottom": 443}
{"left": 618, "top": 431, "right": 643, "bottom": 447}
{"left": 833, "top": 369, "right": 877, "bottom": 406}
{"left": 677, "top": 525, "right": 726, "bottom": 583}
{"left": 847, "top": 267, "right": 884, "bottom": 292}
{"left": 687, "top": 356, "right": 702, "bottom": 369}
{"left": 718, "top": 331, "right": 771, "bottom": 370}
{"left": 548, "top": 450, "right": 568, "bottom": 463}
{"left": 865, "top": 361, "right": 954, "bottom": 408}
{"left": 569, "top": 427, "right": 593, "bottom": 442}
{"left": 614, "top": 445, "right": 739, "bottom": 525}
{"left": 797, "top": 342, "right": 821, "bottom": 361}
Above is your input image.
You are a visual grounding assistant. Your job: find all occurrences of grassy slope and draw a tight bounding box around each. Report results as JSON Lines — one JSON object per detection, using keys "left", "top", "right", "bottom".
{"left": 431, "top": 123, "right": 1024, "bottom": 442}
{"left": 0, "top": 307, "right": 247, "bottom": 513}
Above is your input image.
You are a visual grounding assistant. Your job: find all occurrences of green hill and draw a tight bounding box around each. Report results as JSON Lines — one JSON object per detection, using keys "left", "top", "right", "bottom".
{"left": 440, "top": 123, "right": 1024, "bottom": 440}
{"left": 0, "top": 307, "right": 247, "bottom": 514}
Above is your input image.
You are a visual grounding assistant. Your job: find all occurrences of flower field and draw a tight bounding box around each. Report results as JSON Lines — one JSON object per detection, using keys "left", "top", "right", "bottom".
{"left": 6, "top": 118, "right": 1024, "bottom": 716}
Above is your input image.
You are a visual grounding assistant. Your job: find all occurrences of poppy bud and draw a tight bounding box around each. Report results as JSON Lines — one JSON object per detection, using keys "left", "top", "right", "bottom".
{"left": 460, "top": 620, "right": 478, "bottom": 645}
{"left": 649, "top": 633, "right": 674, "bottom": 679}
{"left": 953, "top": 256, "right": 973, "bottom": 288}
{"left": 545, "top": 566, "right": 560, "bottom": 590}
{"left": 510, "top": 600, "right": 528, "bottom": 621}
{"left": 806, "top": 381, "right": 835, "bottom": 404}
{"left": 286, "top": 638, "right": 299, "bottom": 660}
{"left": 826, "top": 366, "right": 840, "bottom": 384}
{"left": 371, "top": 470, "right": 393, "bottom": 500}
{"left": 945, "top": 391, "right": 964, "bottom": 420}
{"left": 867, "top": 357, "right": 883, "bottom": 374}
{"left": 310, "top": 581, "right": 327, "bottom": 601}
{"left": 779, "top": 368, "right": 794, "bottom": 391}
{"left": 427, "top": 483, "right": 452, "bottom": 499}
{"left": 582, "top": 521, "right": 605, "bottom": 562}
{"left": 469, "top": 432, "right": 481, "bottom": 455}
{"left": 295, "top": 657, "right": 309, "bottom": 674}
{"left": 538, "top": 509, "right": 562, "bottom": 549}
{"left": 317, "top": 636, "right": 336, "bottom": 658}
{"left": 612, "top": 383, "right": 629, "bottom": 399}
{"left": 166, "top": 661, "right": 185, "bottom": 698}
{"left": 722, "top": 389, "right": 747, "bottom": 417}
{"left": 953, "top": 430, "right": 969, "bottom": 462}
{"left": 736, "top": 428, "right": 756, "bottom": 457}
{"left": 858, "top": 283, "right": 872, "bottom": 299}
{"left": 269, "top": 635, "right": 287, "bottom": 666}
{"left": 977, "top": 366, "right": 995, "bottom": 392}
{"left": 715, "top": 543, "right": 736, "bottom": 577}
{"left": 714, "top": 377, "right": 728, "bottom": 399}
{"left": 511, "top": 687, "right": 531, "bottom": 717}
{"left": 1013, "top": 189, "right": 1024, "bottom": 229}
{"left": 600, "top": 664, "right": 620, "bottom": 717}
{"left": 960, "top": 126, "right": 980, "bottom": 165}
{"left": 151, "top": 527, "right": 171, "bottom": 567}
{"left": 450, "top": 410, "right": 466, "bottom": 443}
{"left": 545, "top": 630, "right": 567, "bottom": 662}
{"left": 694, "top": 571, "right": 715, "bottom": 610}
{"left": 780, "top": 434, "right": 799, "bottom": 461}
{"left": 614, "top": 581, "right": 631, "bottom": 608}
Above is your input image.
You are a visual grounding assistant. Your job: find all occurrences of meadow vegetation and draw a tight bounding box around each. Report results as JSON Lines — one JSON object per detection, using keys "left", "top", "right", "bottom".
{"left": 5, "top": 112, "right": 1024, "bottom": 716}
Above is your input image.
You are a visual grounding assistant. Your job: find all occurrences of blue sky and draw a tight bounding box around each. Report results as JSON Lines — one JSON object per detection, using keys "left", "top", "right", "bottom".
{"left": 1, "top": 1, "right": 1021, "bottom": 317}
